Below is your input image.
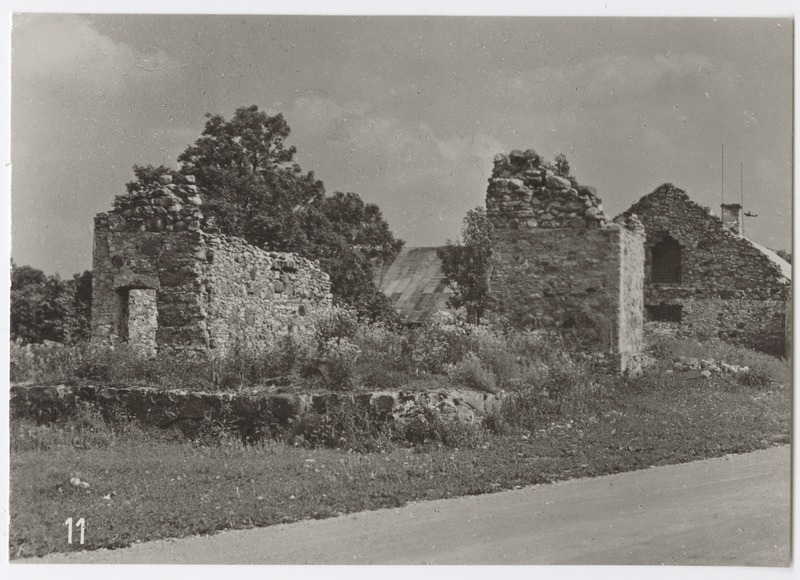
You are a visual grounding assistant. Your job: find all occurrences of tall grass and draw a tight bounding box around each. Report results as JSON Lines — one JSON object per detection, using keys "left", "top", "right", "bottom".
{"left": 11, "top": 312, "right": 789, "bottom": 400}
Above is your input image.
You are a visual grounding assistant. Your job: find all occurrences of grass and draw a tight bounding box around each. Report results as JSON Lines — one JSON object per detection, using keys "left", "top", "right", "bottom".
{"left": 7, "top": 310, "right": 572, "bottom": 394}
{"left": 10, "top": 353, "right": 791, "bottom": 560}
{"left": 647, "top": 334, "right": 791, "bottom": 385}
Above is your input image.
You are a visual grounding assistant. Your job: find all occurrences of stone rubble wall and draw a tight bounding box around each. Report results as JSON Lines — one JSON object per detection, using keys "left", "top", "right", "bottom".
{"left": 92, "top": 219, "right": 211, "bottom": 353}
{"left": 10, "top": 385, "right": 503, "bottom": 435}
{"left": 490, "top": 227, "right": 622, "bottom": 348}
{"left": 668, "top": 297, "right": 787, "bottom": 356}
{"left": 486, "top": 149, "right": 645, "bottom": 371}
{"left": 127, "top": 289, "right": 158, "bottom": 356}
{"left": 623, "top": 184, "right": 790, "bottom": 355}
{"left": 92, "top": 174, "right": 332, "bottom": 355}
{"left": 487, "top": 150, "right": 610, "bottom": 230}
{"left": 204, "top": 235, "right": 332, "bottom": 353}
{"left": 112, "top": 173, "right": 205, "bottom": 233}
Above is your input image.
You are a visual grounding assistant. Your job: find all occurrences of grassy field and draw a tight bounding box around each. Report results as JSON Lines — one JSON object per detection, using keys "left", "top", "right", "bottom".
{"left": 10, "top": 352, "right": 790, "bottom": 560}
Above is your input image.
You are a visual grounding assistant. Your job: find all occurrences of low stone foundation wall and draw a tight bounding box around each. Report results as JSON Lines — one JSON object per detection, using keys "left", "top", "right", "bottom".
{"left": 10, "top": 384, "right": 503, "bottom": 437}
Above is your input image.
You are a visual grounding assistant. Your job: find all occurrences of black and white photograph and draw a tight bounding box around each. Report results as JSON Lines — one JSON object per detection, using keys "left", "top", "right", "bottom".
{"left": 3, "top": 2, "right": 795, "bottom": 574}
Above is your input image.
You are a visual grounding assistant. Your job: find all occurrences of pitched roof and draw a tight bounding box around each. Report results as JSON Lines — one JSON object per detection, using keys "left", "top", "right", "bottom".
{"left": 375, "top": 247, "right": 452, "bottom": 324}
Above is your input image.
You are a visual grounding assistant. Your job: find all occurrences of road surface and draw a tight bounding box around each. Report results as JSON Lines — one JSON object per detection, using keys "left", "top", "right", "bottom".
{"left": 28, "top": 445, "right": 790, "bottom": 566}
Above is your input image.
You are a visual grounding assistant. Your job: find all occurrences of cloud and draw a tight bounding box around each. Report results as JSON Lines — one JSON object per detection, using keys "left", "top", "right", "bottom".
{"left": 497, "top": 52, "right": 713, "bottom": 106}
{"left": 436, "top": 133, "right": 505, "bottom": 163}
{"left": 282, "top": 94, "right": 504, "bottom": 244}
{"left": 290, "top": 95, "right": 503, "bottom": 169}
{"left": 12, "top": 14, "right": 182, "bottom": 96}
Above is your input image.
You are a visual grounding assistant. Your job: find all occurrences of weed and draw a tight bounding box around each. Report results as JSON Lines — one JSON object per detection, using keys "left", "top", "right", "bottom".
{"left": 736, "top": 367, "right": 773, "bottom": 388}
{"left": 447, "top": 353, "right": 498, "bottom": 393}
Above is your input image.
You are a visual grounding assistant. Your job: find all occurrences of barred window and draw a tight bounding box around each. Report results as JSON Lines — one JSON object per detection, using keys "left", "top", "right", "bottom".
{"left": 647, "top": 304, "right": 683, "bottom": 323}
{"left": 651, "top": 236, "right": 681, "bottom": 284}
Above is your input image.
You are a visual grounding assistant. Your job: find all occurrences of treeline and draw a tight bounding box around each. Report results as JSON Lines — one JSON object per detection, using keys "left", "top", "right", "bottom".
{"left": 11, "top": 263, "right": 92, "bottom": 344}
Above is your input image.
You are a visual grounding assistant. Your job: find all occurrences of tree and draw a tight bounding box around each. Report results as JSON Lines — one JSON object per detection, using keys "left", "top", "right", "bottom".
{"left": 10, "top": 262, "right": 92, "bottom": 344}
{"left": 554, "top": 152, "right": 571, "bottom": 178}
{"left": 67, "top": 270, "right": 93, "bottom": 342}
{"left": 776, "top": 249, "right": 792, "bottom": 264}
{"left": 318, "top": 192, "right": 405, "bottom": 265}
{"left": 436, "top": 207, "right": 493, "bottom": 324}
{"left": 126, "top": 105, "right": 403, "bottom": 321}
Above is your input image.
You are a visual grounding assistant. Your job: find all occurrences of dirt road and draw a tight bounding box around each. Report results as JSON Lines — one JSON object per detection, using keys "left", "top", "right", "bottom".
{"left": 29, "top": 445, "right": 790, "bottom": 566}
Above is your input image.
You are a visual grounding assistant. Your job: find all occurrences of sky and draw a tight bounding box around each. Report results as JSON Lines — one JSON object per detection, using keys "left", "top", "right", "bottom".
{"left": 10, "top": 12, "right": 794, "bottom": 277}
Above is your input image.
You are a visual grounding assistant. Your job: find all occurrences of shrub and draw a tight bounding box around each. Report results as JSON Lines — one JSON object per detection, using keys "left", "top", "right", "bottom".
{"left": 309, "top": 306, "right": 360, "bottom": 350}
{"left": 447, "top": 353, "right": 498, "bottom": 393}
{"left": 409, "top": 311, "right": 476, "bottom": 374}
{"left": 736, "top": 367, "right": 772, "bottom": 388}
{"left": 469, "top": 325, "right": 518, "bottom": 387}
{"left": 307, "top": 337, "right": 362, "bottom": 390}
{"left": 353, "top": 323, "right": 412, "bottom": 388}
{"left": 10, "top": 340, "right": 83, "bottom": 384}
{"left": 210, "top": 335, "right": 315, "bottom": 390}
{"left": 494, "top": 389, "right": 541, "bottom": 432}
{"left": 489, "top": 347, "right": 603, "bottom": 431}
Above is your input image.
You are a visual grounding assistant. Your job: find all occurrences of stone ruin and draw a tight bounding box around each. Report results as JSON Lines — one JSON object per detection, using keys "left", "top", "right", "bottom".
{"left": 624, "top": 184, "right": 791, "bottom": 356}
{"left": 486, "top": 148, "right": 646, "bottom": 372}
{"left": 92, "top": 174, "right": 332, "bottom": 356}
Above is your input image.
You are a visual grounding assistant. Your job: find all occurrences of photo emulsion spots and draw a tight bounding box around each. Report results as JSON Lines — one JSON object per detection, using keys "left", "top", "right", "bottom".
{"left": 7, "top": 10, "right": 793, "bottom": 571}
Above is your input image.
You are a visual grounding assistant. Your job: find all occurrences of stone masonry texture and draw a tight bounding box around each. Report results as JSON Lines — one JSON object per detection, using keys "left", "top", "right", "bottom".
{"left": 622, "top": 184, "right": 791, "bottom": 356}
{"left": 486, "top": 148, "right": 646, "bottom": 372}
{"left": 11, "top": 385, "right": 503, "bottom": 434}
{"left": 92, "top": 175, "right": 332, "bottom": 355}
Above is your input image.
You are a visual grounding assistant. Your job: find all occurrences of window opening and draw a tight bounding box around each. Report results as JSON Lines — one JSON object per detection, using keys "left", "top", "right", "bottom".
{"left": 651, "top": 236, "right": 681, "bottom": 284}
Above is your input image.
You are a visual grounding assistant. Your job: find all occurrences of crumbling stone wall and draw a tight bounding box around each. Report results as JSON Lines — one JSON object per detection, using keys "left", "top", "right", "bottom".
{"left": 92, "top": 175, "right": 332, "bottom": 355}
{"left": 126, "top": 289, "right": 157, "bottom": 356}
{"left": 11, "top": 384, "right": 504, "bottom": 434}
{"left": 204, "top": 236, "right": 331, "bottom": 353}
{"left": 486, "top": 149, "right": 645, "bottom": 371}
{"left": 622, "top": 184, "right": 791, "bottom": 355}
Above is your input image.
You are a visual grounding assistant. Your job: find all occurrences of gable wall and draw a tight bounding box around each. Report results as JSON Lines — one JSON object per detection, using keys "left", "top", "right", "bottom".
{"left": 624, "top": 186, "right": 790, "bottom": 355}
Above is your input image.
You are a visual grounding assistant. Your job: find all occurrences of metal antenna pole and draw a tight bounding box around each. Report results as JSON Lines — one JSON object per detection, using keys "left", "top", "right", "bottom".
{"left": 740, "top": 161, "right": 744, "bottom": 237}
{"left": 721, "top": 144, "right": 724, "bottom": 208}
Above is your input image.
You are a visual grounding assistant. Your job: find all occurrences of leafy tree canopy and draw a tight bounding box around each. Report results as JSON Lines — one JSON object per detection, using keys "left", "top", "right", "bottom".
{"left": 126, "top": 105, "right": 403, "bottom": 321}
{"left": 436, "top": 207, "right": 493, "bottom": 324}
{"left": 11, "top": 262, "right": 92, "bottom": 344}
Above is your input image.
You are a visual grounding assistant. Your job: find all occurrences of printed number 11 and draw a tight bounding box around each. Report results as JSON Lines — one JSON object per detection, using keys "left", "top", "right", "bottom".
{"left": 65, "top": 517, "right": 85, "bottom": 545}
